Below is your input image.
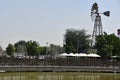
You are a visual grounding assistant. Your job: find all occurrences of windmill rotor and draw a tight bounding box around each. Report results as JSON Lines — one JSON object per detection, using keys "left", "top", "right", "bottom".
{"left": 91, "top": 2, "right": 98, "bottom": 13}
{"left": 91, "top": 3, "right": 110, "bottom": 21}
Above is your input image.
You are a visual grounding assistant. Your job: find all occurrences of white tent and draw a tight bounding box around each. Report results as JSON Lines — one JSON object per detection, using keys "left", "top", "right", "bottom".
{"left": 59, "top": 53, "right": 100, "bottom": 57}
{"left": 60, "top": 53, "right": 68, "bottom": 56}
{"left": 74, "top": 53, "right": 79, "bottom": 56}
{"left": 68, "top": 53, "right": 75, "bottom": 56}
{"left": 78, "top": 53, "right": 88, "bottom": 57}
{"left": 111, "top": 56, "right": 120, "bottom": 58}
{"left": 87, "top": 53, "right": 100, "bottom": 57}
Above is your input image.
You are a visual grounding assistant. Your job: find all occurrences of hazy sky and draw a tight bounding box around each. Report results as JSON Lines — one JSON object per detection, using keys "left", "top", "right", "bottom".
{"left": 0, "top": 0, "right": 120, "bottom": 49}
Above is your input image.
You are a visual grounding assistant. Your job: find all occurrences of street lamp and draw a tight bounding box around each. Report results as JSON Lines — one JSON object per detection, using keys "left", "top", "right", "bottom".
{"left": 45, "top": 42, "right": 48, "bottom": 66}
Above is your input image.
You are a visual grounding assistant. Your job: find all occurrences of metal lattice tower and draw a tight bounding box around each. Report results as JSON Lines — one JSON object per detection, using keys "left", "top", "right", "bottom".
{"left": 91, "top": 13, "right": 102, "bottom": 47}
{"left": 91, "top": 3, "right": 110, "bottom": 47}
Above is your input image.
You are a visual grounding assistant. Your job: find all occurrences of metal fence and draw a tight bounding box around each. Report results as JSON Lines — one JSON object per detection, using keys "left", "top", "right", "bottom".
{"left": 0, "top": 57, "right": 120, "bottom": 68}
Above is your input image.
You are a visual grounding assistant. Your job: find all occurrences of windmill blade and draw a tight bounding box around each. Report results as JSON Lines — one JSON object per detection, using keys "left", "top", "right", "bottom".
{"left": 103, "top": 11, "right": 110, "bottom": 17}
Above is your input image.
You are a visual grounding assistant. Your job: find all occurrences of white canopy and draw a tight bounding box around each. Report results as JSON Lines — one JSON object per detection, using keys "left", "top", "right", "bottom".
{"left": 59, "top": 53, "right": 68, "bottom": 56}
{"left": 68, "top": 53, "right": 75, "bottom": 56}
{"left": 78, "top": 53, "right": 88, "bottom": 57}
{"left": 74, "top": 53, "right": 79, "bottom": 56}
{"left": 87, "top": 53, "right": 100, "bottom": 57}
{"left": 60, "top": 53, "right": 100, "bottom": 57}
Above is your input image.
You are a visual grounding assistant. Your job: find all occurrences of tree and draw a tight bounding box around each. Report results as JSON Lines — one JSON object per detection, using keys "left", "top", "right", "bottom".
{"left": 39, "top": 47, "right": 47, "bottom": 55}
{"left": 6, "top": 44, "right": 15, "bottom": 56}
{"left": 26, "top": 40, "right": 40, "bottom": 56}
{"left": 48, "top": 44, "right": 63, "bottom": 56}
{"left": 64, "top": 29, "right": 90, "bottom": 53}
{"left": 16, "top": 45, "right": 27, "bottom": 53}
{"left": 64, "top": 43, "right": 76, "bottom": 53}
{"left": 95, "top": 32, "right": 120, "bottom": 58}
{"left": 0, "top": 46, "right": 3, "bottom": 54}
{"left": 14, "top": 40, "right": 26, "bottom": 53}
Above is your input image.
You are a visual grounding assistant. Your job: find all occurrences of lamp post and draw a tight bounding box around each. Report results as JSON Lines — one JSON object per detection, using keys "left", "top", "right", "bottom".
{"left": 77, "top": 40, "right": 79, "bottom": 53}
{"left": 45, "top": 42, "right": 48, "bottom": 66}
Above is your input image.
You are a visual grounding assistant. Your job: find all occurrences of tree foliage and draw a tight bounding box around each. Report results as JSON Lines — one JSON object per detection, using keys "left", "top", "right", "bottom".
{"left": 14, "top": 40, "right": 26, "bottom": 53}
{"left": 48, "top": 44, "right": 63, "bottom": 56}
{"left": 6, "top": 44, "right": 15, "bottom": 56}
{"left": 0, "top": 46, "right": 3, "bottom": 54}
{"left": 26, "top": 40, "right": 40, "bottom": 56}
{"left": 95, "top": 32, "right": 120, "bottom": 58}
{"left": 64, "top": 29, "right": 90, "bottom": 53}
{"left": 39, "top": 47, "right": 47, "bottom": 55}
{"left": 16, "top": 45, "right": 27, "bottom": 53}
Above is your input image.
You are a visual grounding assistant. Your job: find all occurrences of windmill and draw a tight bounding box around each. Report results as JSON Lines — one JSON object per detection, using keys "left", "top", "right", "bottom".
{"left": 91, "top": 3, "right": 110, "bottom": 47}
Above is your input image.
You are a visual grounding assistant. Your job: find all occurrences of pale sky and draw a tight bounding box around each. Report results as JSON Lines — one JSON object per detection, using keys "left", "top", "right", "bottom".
{"left": 0, "top": 0, "right": 120, "bottom": 49}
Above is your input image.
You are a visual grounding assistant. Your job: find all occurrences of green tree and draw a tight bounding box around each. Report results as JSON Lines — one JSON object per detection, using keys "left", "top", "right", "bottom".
{"left": 39, "top": 47, "right": 47, "bottom": 55}
{"left": 48, "top": 44, "right": 63, "bottom": 56}
{"left": 0, "top": 46, "right": 3, "bottom": 54}
{"left": 14, "top": 40, "right": 26, "bottom": 53}
{"left": 16, "top": 45, "right": 27, "bottom": 53}
{"left": 64, "top": 29, "right": 90, "bottom": 53}
{"left": 6, "top": 44, "right": 15, "bottom": 56}
{"left": 64, "top": 43, "right": 76, "bottom": 53}
{"left": 95, "top": 32, "right": 120, "bottom": 58}
{"left": 26, "top": 40, "right": 40, "bottom": 56}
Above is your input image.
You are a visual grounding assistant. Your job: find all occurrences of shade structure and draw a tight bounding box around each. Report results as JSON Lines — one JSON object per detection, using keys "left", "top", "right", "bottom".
{"left": 74, "top": 53, "right": 79, "bottom": 56}
{"left": 111, "top": 56, "right": 117, "bottom": 58}
{"left": 111, "top": 56, "right": 120, "bottom": 59}
{"left": 87, "top": 53, "right": 100, "bottom": 57}
{"left": 68, "top": 53, "right": 76, "bottom": 56}
{"left": 60, "top": 53, "right": 68, "bottom": 56}
{"left": 60, "top": 53, "right": 100, "bottom": 57}
{"left": 78, "top": 53, "right": 88, "bottom": 57}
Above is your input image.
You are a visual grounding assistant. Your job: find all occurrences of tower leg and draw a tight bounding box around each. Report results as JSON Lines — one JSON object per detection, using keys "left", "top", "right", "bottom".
{"left": 91, "top": 14, "right": 102, "bottom": 47}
